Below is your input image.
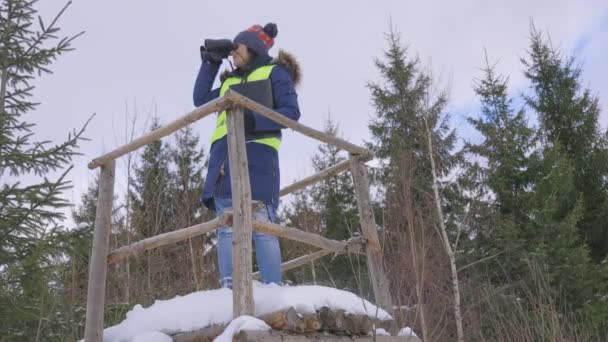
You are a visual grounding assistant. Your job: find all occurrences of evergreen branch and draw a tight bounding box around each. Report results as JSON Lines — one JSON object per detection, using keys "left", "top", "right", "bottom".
{"left": 0, "top": 164, "right": 73, "bottom": 244}
{"left": 19, "top": 1, "right": 73, "bottom": 61}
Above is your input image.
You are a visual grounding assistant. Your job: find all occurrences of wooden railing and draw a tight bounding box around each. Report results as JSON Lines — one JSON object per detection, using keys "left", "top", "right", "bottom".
{"left": 83, "top": 90, "right": 393, "bottom": 341}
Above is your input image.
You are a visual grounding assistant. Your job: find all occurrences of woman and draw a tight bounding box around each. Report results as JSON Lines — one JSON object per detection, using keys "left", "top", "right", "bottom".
{"left": 193, "top": 23, "right": 301, "bottom": 288}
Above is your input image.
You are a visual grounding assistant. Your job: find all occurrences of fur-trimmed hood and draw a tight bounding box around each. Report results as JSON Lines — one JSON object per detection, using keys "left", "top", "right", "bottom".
{"left": 220, "top": 49, "right": 301, "bottom": 87}
{"left": 271, "top": 50, "right": 301, "bottom": 87}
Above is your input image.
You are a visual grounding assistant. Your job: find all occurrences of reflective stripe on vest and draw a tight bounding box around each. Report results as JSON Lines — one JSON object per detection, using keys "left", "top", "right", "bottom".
{"left": 210, "top": 65, "right": 281, "bottom": 150}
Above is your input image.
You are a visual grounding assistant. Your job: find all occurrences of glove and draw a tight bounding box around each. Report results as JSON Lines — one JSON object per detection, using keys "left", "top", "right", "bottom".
{"left": 200, "top": 45, "right": 223, "bottom": 64}
{"left": 200, "top": 39, "right": 235, "bottom": 64}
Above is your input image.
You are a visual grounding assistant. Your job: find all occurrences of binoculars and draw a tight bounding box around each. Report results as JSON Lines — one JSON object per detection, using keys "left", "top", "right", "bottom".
{"left": 200, "top": 39, "right": 237, "bottom": 63}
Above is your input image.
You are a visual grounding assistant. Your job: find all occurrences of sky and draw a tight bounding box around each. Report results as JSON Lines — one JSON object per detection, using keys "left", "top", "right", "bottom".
{"left": 29, "top": 0, "right": 608, "bottom": 217}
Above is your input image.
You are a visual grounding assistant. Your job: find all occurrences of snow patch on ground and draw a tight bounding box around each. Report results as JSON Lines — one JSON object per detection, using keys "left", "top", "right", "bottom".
{"left": 374, "top": 328, "right": 391, "bottom": 336}
{"left": 97, "top": 283, "right": 391, "bottom": 341}
{"left": 213, "top": 316, "right": 270, "bottom": 342}
{"left": 398, "top": 326, "right": 418, "bottom": 338}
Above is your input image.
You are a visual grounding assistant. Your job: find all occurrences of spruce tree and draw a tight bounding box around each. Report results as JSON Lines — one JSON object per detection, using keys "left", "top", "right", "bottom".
{"left": 128, "top": 118, "right": 174, "bottom": 300}
{"left": 367, "top": 29, "right": 460, "bottom": 341}
{"left": 522, "top": 25, "right": 608, "bottom": 261}
{"left": 310, "top": 116, "right": 366, "bottom": 292}
{"left": 169, "top": 126, "right": 212, "bottom": 291}
{"left": 130, "top": 118, "right": 173, "bottom": 239}
{"left": 310, "top": 116, "right": 357, "bottom": 240}
{"left": 281, "top": 191, "right": 322, "bottom": 284}
{"left": 171, "top": 126, "right": 205, "bottom": 229}
{"left": 464, "top": 58, "right": 536, "bottom": 283}
{"left": 466, "top": 49, "right": 608, "bottom": 336}
{"left": 281, "top": 117, "right": 364, "bottom": 291}
{"left": 0, "top": 1, "right": 84, "bottom": 339}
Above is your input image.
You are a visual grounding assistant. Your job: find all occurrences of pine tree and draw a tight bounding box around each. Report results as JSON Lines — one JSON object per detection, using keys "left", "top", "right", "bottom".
{"left": 525, "top": 119, "right": 606, "bottom": 333}
{"left": 130, "top": 118, "right": 173, "bottom": 239}
{"left": 169, "top": 126, "right": 214, "bottom": 291}
{"left": 466, "top": 48, "right": 608, "bottom": 337}
{"left": 310, "top": 116, "right": 357, "bottom": 240}
{"left": 0, "top": 1, "right": 84, "bottom": 339}
{"left": 527, "top": 145, "right": 596, "bottom": 308}
{"left": 522, "top": 25, "right": 608, "bottom": 262}
{"left": 172, "top": 126, "right": 205, "bottom": 228}
{"left": 310, "top": 116, "right": 367, "bottom": 292}
{"left": 464, "top": 57, "right": 537, "bottom": 283}
{"left": 282, "top": 191, "right": 322, "bottom": 284}
{"left": 281, "top": 116, "right": 365, "bottom": 291}
{"left": 367, "top": 28, "right": 460, "bottom": 341}
{"left": 128, "top": 118, "right": 174, "bottom": 301}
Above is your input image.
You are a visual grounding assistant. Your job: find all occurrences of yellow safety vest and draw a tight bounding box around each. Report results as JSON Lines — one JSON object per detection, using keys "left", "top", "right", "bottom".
{"left": 210, "top": 65, "right": 281, "bottom": 150}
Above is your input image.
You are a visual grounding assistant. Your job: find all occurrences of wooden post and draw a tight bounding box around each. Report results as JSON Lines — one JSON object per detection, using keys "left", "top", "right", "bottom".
{"left": 349, "top": 155, "right": 394, "bottom": 315}
{"left": 226, "top": 106, "right": 255, "bottom": 317}
{"left": 84, "top": 161, "right": 116, "bottom": 341}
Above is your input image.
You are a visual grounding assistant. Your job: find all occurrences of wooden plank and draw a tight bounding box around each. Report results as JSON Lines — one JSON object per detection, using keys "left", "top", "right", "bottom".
{"left": 173, "top": 324, "right": 226, "bottom": 342}
{"left": 88, "top": 96, "right": 228, "bottom": 169}
{"left": 234, "top": 330, "right": 420, "bottom": 342}
{"left": 226, "top": 106, "right": 254, "bottom": 317}
{"left": 280, "top": 154, "right": 373, "bottom": 197}
{"left": 225, "top": 90, "right": 372, "bottom": 157}
{"left": 349, "top": 155, "right": 394, "bottom": 315}
{"left": 107, "top": 214, "right": 229, "bottom": 264}
{"left": 251, "top": 220, "right": 364, "bottom": 254}
{"left": 280, "top": 160, "right": 351, "bottom": 197}
{"left": 253, "top": 249, "right": 334, "bottom": 279}
{"left": 84, "top": 161, "right": 116, "bottom": 342}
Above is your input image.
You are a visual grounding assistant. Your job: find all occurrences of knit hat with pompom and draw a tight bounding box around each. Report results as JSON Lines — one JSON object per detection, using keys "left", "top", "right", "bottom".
{"left": 233, "top": 23, "right": 278, "bottom": 58}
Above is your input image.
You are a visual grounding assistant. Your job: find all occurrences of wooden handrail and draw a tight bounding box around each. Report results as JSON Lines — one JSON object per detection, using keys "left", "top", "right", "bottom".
{"left": 225, "top": 90, "right": 372, "bottom": 157}
{"left": 253, "top": 249, "right": 333, "bottom": 279}
{"left": 106, "top": 214, "right": 229, "bottom": 264}
{"left": 251, "top": 220, "right": 364, "bottom": 254}
{"left": 279, "top": 154, "right": 373, "bottom": 197}
{"left": 88, "top": 96, "right": 229, "bottom": 169}
{"left": 88, "top": 91, "right": 372, "bottom": 169}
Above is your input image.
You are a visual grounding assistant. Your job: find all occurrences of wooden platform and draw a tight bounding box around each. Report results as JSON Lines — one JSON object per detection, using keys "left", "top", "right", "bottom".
{"left": 172, "top": 307, "right": 421, "bottom": 342}
{"left": 234, "top": 330, "right": 421, "bottom": 341}
{"left": 174, "top": 329, "right": 420, "bottom": 342}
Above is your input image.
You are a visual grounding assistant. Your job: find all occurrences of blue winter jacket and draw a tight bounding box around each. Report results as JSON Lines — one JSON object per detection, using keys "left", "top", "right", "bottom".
{"left": 193, "top": 51, "right": 301, "bottom": 211}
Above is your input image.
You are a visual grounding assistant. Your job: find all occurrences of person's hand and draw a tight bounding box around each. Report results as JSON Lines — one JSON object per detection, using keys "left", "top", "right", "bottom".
{"left": 200, "top": 46, "right": 223, "bottom": 64}
{"left": 200, "top": 39, "right": 234, "bottom": 64}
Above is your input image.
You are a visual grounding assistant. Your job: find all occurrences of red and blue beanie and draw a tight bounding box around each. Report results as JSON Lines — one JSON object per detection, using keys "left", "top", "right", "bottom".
{"left": 233, "top": 23, "right": 278, "bottom": 58}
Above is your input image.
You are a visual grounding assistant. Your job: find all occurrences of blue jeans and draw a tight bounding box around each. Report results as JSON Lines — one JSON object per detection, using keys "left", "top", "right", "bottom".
{"left": 214, "top": 197, "right": 282, "bottom": 288}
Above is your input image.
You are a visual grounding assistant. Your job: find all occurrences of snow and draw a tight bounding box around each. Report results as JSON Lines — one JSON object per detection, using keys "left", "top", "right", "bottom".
{"left": 130, "top": 331, "right": 172, "bottom": 342}
{"left": 96, "top": 282, "right": 391, "bottom": 341}
{"left": 398, "top": 326, "right": 418, "bottom": 338}
{"left": 213, "top": 316, "right": 270, "bottom": 342}
{"left": 77, "top": 222, "right": 90, "bottom": 229}
{"left": 374, "top": 328, "right": 391, "bottom": 336}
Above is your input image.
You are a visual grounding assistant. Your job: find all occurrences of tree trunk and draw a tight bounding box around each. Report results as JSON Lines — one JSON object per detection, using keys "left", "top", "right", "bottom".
{"left": 423, "top": 116, "right": 464, "bottom": 342}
